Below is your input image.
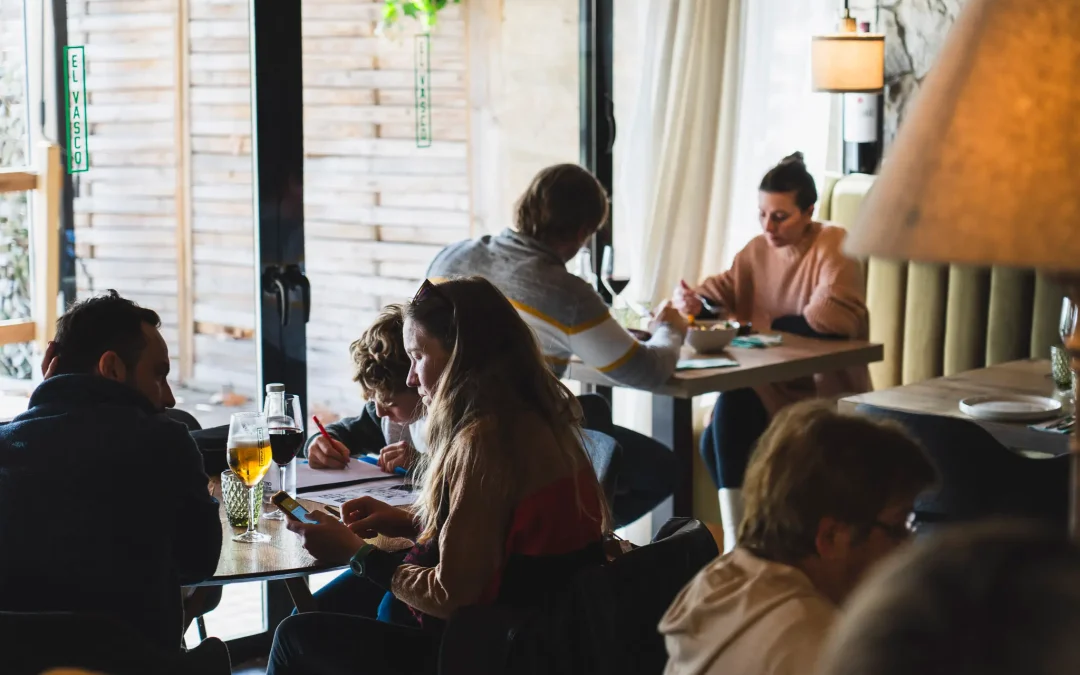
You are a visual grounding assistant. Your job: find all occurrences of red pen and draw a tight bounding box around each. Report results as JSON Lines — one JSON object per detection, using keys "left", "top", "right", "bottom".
{"left": 312, "top": 415, "right": 331, "bottom": 439}
{"left": 312, "top": 415, "right": 348, "bottom": 465}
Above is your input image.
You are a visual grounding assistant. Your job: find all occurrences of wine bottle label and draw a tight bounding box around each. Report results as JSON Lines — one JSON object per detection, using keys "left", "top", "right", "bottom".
{"left": 843, "top": 93, "right": 879, "bottom": 143}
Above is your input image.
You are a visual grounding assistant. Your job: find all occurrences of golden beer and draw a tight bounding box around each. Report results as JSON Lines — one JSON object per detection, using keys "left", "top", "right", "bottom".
{"left": 228, "top": 436, "right": 272, "bottom": 487}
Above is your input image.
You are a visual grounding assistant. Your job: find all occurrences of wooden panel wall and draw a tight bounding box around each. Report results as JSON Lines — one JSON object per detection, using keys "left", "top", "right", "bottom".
{"left": 301, "top": 0, "right": 470, "bottom": 411}
{"left": 187, "top": 0, "right": 257, "bottom": 398}
{"left": 68, "top": 0, "right": 182, "bottom": 378}
{"left": 66, "top": 0, "right": 472, "bottom": 416}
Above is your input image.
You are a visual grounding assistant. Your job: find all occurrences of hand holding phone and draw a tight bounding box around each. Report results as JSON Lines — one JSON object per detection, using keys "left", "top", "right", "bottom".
{"left": 271, "top": 491, "right": 318, "bottom": 524}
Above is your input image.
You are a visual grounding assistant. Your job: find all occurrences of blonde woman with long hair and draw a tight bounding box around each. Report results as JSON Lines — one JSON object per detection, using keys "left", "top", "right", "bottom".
{"left": 268, "top": 277, "right": 609, "bottom": 675}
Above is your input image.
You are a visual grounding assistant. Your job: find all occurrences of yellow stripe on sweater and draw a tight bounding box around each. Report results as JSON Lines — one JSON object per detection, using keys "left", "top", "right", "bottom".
{"left": 508, "top": 299, "right": 610, "bottom": 336}
{"left": 597, "top": 342, "right": 641, "bottom": 373}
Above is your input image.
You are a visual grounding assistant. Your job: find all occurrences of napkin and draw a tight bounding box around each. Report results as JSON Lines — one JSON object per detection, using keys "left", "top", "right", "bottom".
{"left": 677, "top": 357, "right": 739, "bottom": 371}
{"left": 730, "top": 334, "right": 783, "bottom": 349}
{"left": 1029, "top": 416, "right": 1074, "bottom": 434}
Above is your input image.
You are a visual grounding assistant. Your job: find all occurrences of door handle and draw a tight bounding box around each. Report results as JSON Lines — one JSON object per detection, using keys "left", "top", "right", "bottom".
{"left": 262, "top": 266, "right": 290, "bottom": 326}
{"left": 262, "top": 265, "right": 311, "bottom": 327}
{"left": 284, "top": 265, "right": 311, "bottom": 324}
{"left": 605, "top": 93, "right": 617, "bottom": 154}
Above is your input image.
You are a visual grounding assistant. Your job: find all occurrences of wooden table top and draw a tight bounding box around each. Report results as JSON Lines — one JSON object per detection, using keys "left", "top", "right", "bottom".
{"left": 839, "top": 359, "right": 1071, "bottom": 456}
{"left": 566, "top": 333, "right": 884, "bottom": 399}
{"left": 193, "top": 479, "right": 345, "bottom": 586}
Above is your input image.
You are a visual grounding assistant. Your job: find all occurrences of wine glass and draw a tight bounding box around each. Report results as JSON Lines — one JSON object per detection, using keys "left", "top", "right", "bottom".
{"left": 601, "top": 244, "right": 648, "bottom": 322}
{"left": 263, "top": 394, "right": 304, "bottom": 520}
{"left": 575, "top": 246, "right": 597, "bottom": 289}
{"left": 601, "top": 245, "right": 631, "bottom": 299}
{"left": 227, "top": 412, "right": 272, "bottom": 543}
{"left": 1061, "top": 297, "right": 1077, "bottom": 346}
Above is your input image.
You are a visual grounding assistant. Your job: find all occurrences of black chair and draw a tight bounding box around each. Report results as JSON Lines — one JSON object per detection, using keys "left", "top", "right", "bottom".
{"left": 439, "top": 518, "right": 718, "bottom": 675}
{"left": 0, "top": 611, "right": 230, "bottom": 675}
{"left": 856, "top": 405, "right": 1069, "bottom": 528}
{"left": 580, "top": 429, "right": 623, "bottom": 509}
{"left": 163, "top": 409, "right": 224, "bottom": 643}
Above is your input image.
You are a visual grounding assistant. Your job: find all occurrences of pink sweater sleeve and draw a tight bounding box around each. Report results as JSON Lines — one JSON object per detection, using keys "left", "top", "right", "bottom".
{"left": 694, "top": 252, "right": 742, "bottom": 313}
{"left": 802, "top": 239, "right": 868, "bottom": 339}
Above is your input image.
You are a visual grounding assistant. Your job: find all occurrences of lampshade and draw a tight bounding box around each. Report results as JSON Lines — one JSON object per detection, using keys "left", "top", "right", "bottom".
{"left": 844, "top": 0, "right": 1080, "bottom": 272}
{"left": 810, "top": 34, "right": 885, "bottom": 93}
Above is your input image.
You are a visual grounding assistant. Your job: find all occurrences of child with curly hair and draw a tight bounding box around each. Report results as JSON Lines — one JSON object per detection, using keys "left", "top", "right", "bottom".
{"left": 305, "top": 304, "right": 426, "bottom": 474}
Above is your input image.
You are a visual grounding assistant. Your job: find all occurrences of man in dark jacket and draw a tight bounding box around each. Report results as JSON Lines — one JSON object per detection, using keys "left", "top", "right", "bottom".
{"left": 0, "top": 291, "right": 223, "bottom": 662}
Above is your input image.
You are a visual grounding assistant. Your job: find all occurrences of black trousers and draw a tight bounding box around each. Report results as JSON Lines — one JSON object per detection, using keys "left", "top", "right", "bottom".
{"left": 699, "top": 388, "right": 769, "bottom": 489}
{"left": 268, "top": 612, "right": 438, "bottom": 675}
{"left": 699, "top": 315, "right": 844, "bottom": 489}
{"left": 268, "top": 574, "right": 438, "bottom": 675}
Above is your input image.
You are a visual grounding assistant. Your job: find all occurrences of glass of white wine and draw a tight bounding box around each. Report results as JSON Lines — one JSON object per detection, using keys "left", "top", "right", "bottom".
{"left": 227, "top": 411, "right": 273, "bottom": 543}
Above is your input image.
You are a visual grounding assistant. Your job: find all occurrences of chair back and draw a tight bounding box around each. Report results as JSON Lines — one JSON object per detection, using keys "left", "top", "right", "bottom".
{"left": 580, "top": 429, "right": 622, "bottom": 508}
{"left": 824, "top": 173, "right": 1063, "bottom": 390}
{"left": 856, "top": 404, "right": 1068, "bottom": 526}
{"left": 439, "top": 518, "right": 718, "bottom": 675}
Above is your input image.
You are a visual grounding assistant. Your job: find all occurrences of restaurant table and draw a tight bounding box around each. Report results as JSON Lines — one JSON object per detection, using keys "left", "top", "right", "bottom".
{"left": 182, "top": 479, "right": 346, "bottom": 631}
{"left": 839, "top": 359, "right": 1070, "bottom": 457}
{"left": 567, "top": 333, "right": 884, "bottom": 516}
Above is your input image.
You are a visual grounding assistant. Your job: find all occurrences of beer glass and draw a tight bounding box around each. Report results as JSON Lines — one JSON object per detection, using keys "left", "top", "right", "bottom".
{"left": 227, "top": 411, "right": 272, "bottom": 543}
{"left": 263, "top": 394, "right": 304, "bottom": 520}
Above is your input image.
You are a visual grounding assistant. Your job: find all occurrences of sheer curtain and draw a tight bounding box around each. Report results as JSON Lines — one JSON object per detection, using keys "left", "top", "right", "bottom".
{"left": 617, "top": 0, "right": 839, "bottom": 300}
{"left": 720, "top": 0, "right": 840, "bottom": 268}
{"left": 615, "top": 0, "right": 743, "bottom": 307}
{"left": 610, "top": 0, "right": 841, "bottom": 534}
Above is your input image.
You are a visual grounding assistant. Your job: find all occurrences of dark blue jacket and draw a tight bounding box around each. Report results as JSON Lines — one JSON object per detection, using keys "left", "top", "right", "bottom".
{"left": 0, "top": 375, "right": 222, "bottom": 650}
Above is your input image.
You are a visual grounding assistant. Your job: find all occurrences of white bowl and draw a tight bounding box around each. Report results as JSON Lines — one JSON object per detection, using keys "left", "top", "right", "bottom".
{"left": 685, "top": 325, "right": 737, "bottom": 354}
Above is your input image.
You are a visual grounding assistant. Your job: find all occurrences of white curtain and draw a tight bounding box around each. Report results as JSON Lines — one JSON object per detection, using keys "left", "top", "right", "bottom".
{"left": 721, "top": 0, "right": 840, "bottom": 267}
{"left": 615, "top": 0, "right": 743, "bottom": 307}
{"left": 617, "top": 0, "right": 840, "bottom": 302}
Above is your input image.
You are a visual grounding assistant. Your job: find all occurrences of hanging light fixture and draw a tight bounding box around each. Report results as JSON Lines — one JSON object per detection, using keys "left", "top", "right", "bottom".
{"left": 811, "top": 2, "right": 885, "bottom": 93}
{"left": 811, "top": 2, "right": 886, "bottom": 174}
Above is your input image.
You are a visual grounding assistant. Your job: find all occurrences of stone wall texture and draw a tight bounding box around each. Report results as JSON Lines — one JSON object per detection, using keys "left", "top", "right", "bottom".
{"left": 878, "top": 0, "right": 968, "bottom": 144}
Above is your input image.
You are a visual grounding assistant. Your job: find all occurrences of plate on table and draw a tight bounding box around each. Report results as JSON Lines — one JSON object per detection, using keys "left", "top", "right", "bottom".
{"left": 958, "top": 395, "right": 1062, "bottom": 422}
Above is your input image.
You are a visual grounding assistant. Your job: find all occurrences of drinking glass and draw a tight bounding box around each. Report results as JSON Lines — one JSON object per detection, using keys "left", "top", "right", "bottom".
{"left": 575, "top": 246, "right": 597, "bottom": 289}
{"left": 601, "top": 245, "right": 631, "bottom": 299}
{"left": 226, "top": 412, "right": 272, "bottom": 543}
{"left": 221, "top": 470, "right": 263, "bottom": 528}
{"left": 1061, "top": 297, "right": 1078, "bottom": 346}
{"left": 1052, "top": 345, "right": 1074, "bottom": 392}
{"left": 263, "top": 395, "right": 304, "bottom": 520}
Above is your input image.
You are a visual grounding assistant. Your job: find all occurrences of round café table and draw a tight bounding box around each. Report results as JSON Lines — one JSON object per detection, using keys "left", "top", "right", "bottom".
{"left": 182, "top": 479, "right": 346, "bottom": 629}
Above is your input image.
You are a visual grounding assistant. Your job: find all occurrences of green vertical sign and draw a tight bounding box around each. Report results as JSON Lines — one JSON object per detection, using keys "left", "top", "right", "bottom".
{"left": 414, "top": 34, "right": 432, "bottom": 148}
{"left": 64, "top": 46, "right": 89, "bottom": 173}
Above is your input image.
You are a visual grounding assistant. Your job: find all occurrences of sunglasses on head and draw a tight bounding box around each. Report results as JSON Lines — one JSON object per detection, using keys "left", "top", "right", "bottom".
{"left": 413, "top": 279, "right": 453, "bottom": 307}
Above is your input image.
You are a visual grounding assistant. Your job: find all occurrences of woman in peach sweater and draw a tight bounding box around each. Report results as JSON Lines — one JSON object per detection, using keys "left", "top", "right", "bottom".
{"left": 673, "top": 153, "right": 871, "bottom": 552}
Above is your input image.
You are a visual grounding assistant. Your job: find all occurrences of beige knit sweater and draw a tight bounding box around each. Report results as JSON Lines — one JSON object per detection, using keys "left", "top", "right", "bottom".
{"left": 694, "top": 222, "right": 872, "bottom": 416}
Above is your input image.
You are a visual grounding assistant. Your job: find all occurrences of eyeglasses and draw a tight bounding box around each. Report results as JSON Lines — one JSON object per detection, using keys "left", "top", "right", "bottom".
{"left": 872, "top": 512, "right": 918, "bottom": 541}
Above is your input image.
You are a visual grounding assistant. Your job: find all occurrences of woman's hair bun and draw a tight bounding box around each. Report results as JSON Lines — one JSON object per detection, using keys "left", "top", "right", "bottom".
{"left": 781, "top": 151, "right": 806, "bottom": 166}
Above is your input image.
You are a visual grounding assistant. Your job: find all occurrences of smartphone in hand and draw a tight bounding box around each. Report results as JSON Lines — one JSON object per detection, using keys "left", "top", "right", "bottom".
{"left": 271, "top": 491, "right": 318, "bottom": 524}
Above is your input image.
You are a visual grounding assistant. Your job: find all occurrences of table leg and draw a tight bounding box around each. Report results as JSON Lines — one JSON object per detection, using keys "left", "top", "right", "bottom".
{"left": 285, "top": 577, "right": 317, "bottom": 614}
{"left": 181, "top": 586, "right": 214, "bottom": 634}
{"left": 595, "top": 385, "right": 613, "bottom": 405}
{"left": 652, "top": 395, "right": 694, "bottom": 518}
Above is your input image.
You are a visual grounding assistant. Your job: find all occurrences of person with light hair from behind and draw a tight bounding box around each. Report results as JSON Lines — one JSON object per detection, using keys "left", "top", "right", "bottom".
{"left": 817, "top": 521, "right": 1080, "bottom": 675}
{"left": 660, "top": 401, "right": 937, "bottom": 675}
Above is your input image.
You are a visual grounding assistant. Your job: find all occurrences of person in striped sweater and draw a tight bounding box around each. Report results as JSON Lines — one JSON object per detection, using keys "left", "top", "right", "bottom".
{"left": 427, "top": 164, "right": 689, "bottom": 526}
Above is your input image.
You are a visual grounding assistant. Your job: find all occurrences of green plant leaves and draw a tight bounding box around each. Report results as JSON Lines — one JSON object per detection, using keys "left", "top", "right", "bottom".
{"left": 380, "top": 0, "right": 460, "bottom": 32}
